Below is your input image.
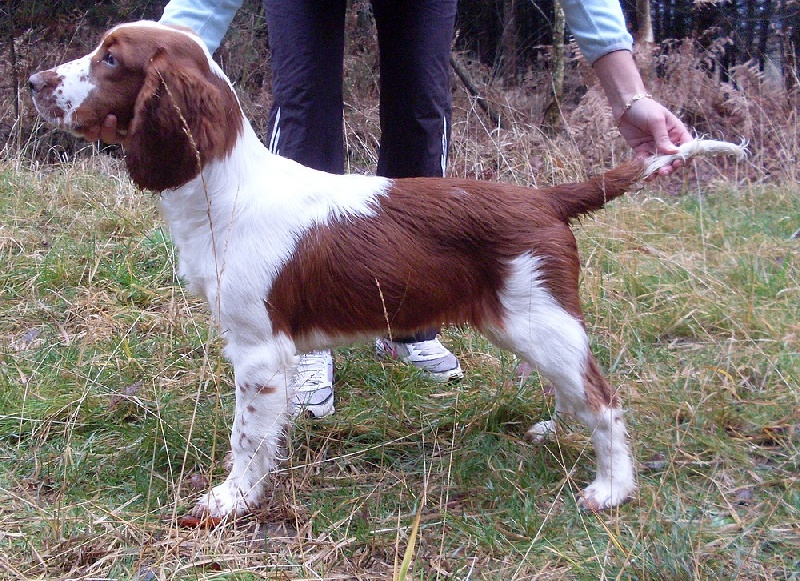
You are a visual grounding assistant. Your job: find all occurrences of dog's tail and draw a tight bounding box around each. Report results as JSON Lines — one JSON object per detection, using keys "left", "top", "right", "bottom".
{"left": 549, "top": 138, "right": 747, "bottom": 222}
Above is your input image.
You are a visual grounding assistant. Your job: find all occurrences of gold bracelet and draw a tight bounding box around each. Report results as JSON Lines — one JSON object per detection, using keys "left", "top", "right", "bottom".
{"left": 619, "top": 92, "right": 653, "bottom": 120}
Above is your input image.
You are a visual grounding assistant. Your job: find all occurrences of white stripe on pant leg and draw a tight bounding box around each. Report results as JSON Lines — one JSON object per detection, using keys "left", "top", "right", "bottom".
{"left": 269, "top": 107, "right": 281, "bottom": 155}
{"left": 440, "top": 116, "right": 448, "bottom": 177}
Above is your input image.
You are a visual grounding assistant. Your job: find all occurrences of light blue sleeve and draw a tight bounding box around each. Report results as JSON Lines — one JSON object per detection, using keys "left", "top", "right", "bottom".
{"left": 557, "top": 0, "right": 634, "bottom": 64}
{"left": 160, "top": 0, "right": 244, "bottom": 53}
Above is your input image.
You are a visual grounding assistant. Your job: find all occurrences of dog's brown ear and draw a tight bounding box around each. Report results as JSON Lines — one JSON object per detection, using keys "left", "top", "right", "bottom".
{"left": 126, "top": 47, "right": 241, "bottom": 191}
{"left": 126, "top": 49, "right": 197, "bottom": 191}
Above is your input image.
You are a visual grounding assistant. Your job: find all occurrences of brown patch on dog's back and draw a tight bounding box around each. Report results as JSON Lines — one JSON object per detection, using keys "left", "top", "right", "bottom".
{"left": 267, "top": 177, "right": 588, "bottom": 341}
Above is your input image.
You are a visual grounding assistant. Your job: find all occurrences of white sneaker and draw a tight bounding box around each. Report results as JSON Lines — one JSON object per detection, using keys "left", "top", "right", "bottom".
{"left": 292, "top": 350, "right": 335, "bottom": 418}
{"left": 375, "top": 337, "right": 464, "bottom": 383}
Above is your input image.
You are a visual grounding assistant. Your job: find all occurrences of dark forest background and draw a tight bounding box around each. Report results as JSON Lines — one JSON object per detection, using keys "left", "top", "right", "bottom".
{"left": 4, "top": 0, "right": 796, "bottom": 84}
{"left": 1, "top": 0, "right": 797, "bottom": 182}
{"left": 459, "top": 0, "right": 796, "bottom": 87}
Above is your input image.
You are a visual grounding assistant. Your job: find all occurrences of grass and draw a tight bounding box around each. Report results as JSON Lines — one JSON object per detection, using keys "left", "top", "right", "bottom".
{"left": 0, "top": 148, "right": 798, "bottom": 580}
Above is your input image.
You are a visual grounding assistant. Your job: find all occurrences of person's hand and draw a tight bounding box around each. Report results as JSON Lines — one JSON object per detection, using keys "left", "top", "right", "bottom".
{"left": 617, "top": 97, "right": 693, "bottom": 177}
{"left": 82, "top": 114, "right": 128, "bottom": 146}
{"left": 591, "top": 51, "right": 693, "bottom": 178}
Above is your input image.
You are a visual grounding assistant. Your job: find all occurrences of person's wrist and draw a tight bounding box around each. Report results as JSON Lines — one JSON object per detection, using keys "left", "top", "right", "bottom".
{"left": 615, "top": 93, "right": 653, "bottom": 123}
{"left": 591, "top": 50, "right": 649, "bottom": 120}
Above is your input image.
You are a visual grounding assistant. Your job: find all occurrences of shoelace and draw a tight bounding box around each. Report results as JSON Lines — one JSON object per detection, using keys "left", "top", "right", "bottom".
{"left": 406, "top": 340, "right": 447, "bottom": 361}
{"left": 294, "top": 352, "right": 330, "bottom": 392}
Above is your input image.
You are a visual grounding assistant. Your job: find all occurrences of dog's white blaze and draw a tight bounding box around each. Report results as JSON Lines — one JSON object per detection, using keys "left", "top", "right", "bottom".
{"left": 50, "top": 54, "right": 95, "bottom": 125}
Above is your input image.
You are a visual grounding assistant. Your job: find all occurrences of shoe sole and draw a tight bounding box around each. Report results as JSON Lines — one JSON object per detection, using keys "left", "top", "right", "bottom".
{"left": 426, "top": 367, "right": 464, "bottom": 383}
{"left": 292, "top": 387, "right": 335, "bottom": 419}
{"left": 302, "top": 401, "right": 335, "bottom": 419}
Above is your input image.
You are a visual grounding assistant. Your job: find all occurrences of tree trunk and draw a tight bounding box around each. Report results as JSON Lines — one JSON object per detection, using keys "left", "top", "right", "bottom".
{"left": 7, "top": 0, "right": 21, "bottom": 152}
{"left": 786, "top": 7, "right": 798, "bottom": 93}
{"left": 791, "top": 0, "right": 800, "bottom": 91}
{"left": 499, "top": 0, "right": 519, "bottom": 86}
{"left": 636, "top": 0, "right": 654, "bottom": 44}
{"left": 542, "top": 0, "right": 565, "bottom": 135}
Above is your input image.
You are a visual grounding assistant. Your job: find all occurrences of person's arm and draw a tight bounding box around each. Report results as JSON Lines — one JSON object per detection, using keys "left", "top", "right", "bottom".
{"left": 160, "top": 0, "right": 243, "bottom": 53}
{"left": 558, "top": 0, "right": 693, "bottom": 173}
{"left": 593, "top": 50, "right": 692, "bottom": 168}
{"left": 557, "top": 0, "right": 633, "bottom": 66}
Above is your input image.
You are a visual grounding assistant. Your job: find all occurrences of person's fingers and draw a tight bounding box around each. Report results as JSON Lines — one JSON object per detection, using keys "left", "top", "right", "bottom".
{"left": 620, "top": 101, "right": 696, "bottom": 180}
{"left": 632, "top": 141, "right": 656, "bottom": 159}
{"left": 667, "top": 112, "right": 694, "bottom": 147}
{"left": 100, "top": 115, "right": 121, "bottom": 144}
{"left": 646, "top": 111, "right": 682, "bottom": 156}
{"left": 74, "top": 115, "right": 123, "bottom": 144}
{"left": 654, "top": 129, "right": 680, "bottom": 156}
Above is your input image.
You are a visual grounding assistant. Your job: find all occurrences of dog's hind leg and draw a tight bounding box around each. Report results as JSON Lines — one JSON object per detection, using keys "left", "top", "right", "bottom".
{"left": 191, "top": 333, "right": 297, "bottom": 518}
{"left": 486, "top": 254, "right": 635, "bottom": 510}
{"left": 567, "top": 357, "right": 636, "bottom": 511}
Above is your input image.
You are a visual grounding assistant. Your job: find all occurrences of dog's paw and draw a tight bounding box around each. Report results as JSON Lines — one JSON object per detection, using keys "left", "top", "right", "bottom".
{"left": 577, "top": 479, "right": 636, "bottom": 512}
{"left": 191, "top": 480, "right": 257, "bottom": 519}
{"left": 525, "top": 419, "right": 556, "bottom": 444}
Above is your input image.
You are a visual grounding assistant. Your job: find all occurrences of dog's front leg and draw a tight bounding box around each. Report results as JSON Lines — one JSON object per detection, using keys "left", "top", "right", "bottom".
{"left": 191, "top": 336, "right": 297, "bottom": 518}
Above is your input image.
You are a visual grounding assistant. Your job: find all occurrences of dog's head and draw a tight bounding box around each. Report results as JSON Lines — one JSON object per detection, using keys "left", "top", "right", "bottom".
{"left": 28, "top": 21, "right": 242, "bottom": 191}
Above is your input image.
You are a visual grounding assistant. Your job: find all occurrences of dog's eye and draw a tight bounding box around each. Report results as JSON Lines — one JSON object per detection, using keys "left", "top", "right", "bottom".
{"left": 102, "top": 52, "right": 117, "bottom": 66}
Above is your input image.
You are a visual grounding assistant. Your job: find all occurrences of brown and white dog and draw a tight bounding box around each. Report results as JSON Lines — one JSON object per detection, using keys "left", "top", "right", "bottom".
{"left": 29, "top": 21, "right": 745, "bottom": 519}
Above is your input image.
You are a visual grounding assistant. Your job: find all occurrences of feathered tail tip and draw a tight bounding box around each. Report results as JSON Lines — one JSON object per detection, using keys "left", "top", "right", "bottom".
{"left": 643, "top": 138, "right": 748, "bottom": 177}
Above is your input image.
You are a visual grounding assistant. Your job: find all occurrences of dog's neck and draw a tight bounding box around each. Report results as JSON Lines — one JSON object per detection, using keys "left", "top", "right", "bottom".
{"left": 156, "top": 118, "right": 392, "bottom": 318}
